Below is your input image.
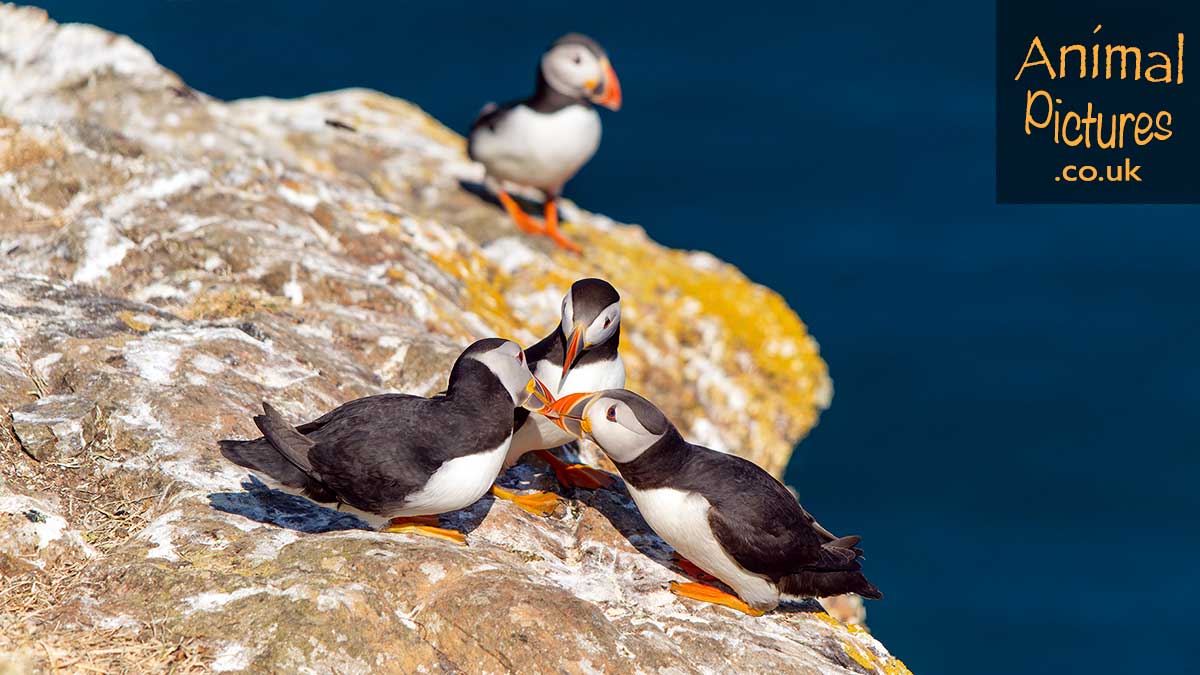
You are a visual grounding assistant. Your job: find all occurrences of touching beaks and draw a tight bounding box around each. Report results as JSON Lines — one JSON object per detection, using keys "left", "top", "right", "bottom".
{"left": 521, "top": 375, "right": 556, "bottom": 412}
{"left": 539, "top": 391, "right": 598, "bottom": 437}
{"left": 590, "top": 58, "right": 621, "bottom": 111}
{"left": 561, "top": 322, "right": 585, "bottom": 380}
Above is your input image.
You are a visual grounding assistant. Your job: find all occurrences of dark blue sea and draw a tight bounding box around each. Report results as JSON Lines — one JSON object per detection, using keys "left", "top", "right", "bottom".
{"left": 34, "top": 2, "right": 1199, "bottom": 673}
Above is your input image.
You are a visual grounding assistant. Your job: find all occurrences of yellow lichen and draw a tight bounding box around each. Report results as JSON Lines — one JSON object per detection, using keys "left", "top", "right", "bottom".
{"left": 814, "top": 611, "right": 846, "bottom": 629}
{"left": 842, "top": 640, "right": 878, "bottom": 671}
{"left": 116, "top": 311, "right": 151, "bottom": 332}
{"left": 840, "top": 637, "right": 913, "bottom": 675}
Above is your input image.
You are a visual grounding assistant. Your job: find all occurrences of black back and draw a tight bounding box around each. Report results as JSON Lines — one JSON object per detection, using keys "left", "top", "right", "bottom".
{"left": 221, "top": 339, "right": 518, "bottom": 516}
{"left": 615, "top": 430, "right": 844, "bottom": 580}
{"left": 301, "top": 353, "right": 514, "bottom": 514}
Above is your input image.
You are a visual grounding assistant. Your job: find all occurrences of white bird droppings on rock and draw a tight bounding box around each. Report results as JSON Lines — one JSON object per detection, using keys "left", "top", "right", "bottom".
{"left": 73, "top": 217, "right": 133, "bottom": 284}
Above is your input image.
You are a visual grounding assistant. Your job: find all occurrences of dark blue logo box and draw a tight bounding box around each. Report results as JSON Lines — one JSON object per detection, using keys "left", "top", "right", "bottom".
{"left": 996, "top": 0, "right": 1197, "bottom": 203}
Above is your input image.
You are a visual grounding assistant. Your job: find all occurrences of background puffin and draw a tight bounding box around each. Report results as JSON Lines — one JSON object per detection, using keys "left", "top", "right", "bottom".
{"left": 467, "top": 33, "right": 621, "bottom": 253}
{"left": 490, "top": 278, "right": 625, "bottom": 516}
{"left": 219, "top": 338, "right": 543, "bottom": 544}
{"left": 553, "top": 389, "right": 882, "bottom": 614}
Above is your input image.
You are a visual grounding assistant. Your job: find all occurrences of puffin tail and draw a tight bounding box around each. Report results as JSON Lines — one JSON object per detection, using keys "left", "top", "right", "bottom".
{"left": 778, "top": 536, "right": 883, "bottom": 600}
{"left": 779, "top": 569, "right": 883, "bottom": 601}
{"left": 251, "top": 402, "right": 316, "bottom": 476}
{"left": 218, "top": 402, "right": 316, "bottom": 490}
{"left": 218, "top": 436, "right": 309, "bottom": 489}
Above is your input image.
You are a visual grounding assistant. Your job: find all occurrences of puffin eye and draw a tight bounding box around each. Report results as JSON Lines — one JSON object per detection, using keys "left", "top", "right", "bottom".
{"left": 517, "top": 351, "right": 524, "bottom": 363}
{"left": 573, "top": 54, "right": 582, "bottom": 65}
{"left": 606, "top": 405, "right": 617, "bottom": 421}
{"left": 602, "top": 318, "right": 612, "bottom": 329}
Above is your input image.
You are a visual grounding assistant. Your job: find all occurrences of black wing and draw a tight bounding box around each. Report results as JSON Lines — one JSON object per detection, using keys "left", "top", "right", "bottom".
{"left": 523, "top": 329, "right": 562, "bottom": 368}
{"left": 294, "top": 393, "right": 423, "bottom": 435}
{"left": 696, "top": 451, "right": 831, "bottom": 578}
{"left": 301, "top": 395, "right": 454, "bottom": 514}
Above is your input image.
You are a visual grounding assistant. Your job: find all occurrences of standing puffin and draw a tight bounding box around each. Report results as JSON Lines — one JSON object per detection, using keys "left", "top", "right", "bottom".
{"left": 490, "top": 278, "right": 625, "bottom": 515}
{"left": 551, "top": 389, "right": 882, "bottom": 614}
{"left": 219, "top": 338, "right": 546, "bottom": 544}
{"left": 468, "top": 33, "right": 622, "bottom": 254}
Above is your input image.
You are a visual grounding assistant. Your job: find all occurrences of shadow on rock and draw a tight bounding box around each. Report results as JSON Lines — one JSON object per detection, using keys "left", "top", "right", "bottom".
{"left": 458, "top": 179, "right": 543, "bottom": 215}
{"left": 208, "top": 475, "right": 368, "bottom": 534}
{"left": 210, "top": 475, "right": 498, "bottom": 537}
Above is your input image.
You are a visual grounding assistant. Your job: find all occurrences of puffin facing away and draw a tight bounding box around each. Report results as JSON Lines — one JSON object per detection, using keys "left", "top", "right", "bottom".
{"left": 490, "top": 278, "right": 625, "bottom": 515}
{"left": 219, "top": 338, "right": 545, "bottom": 545}
{"left": 468, "top": 33, "right": 621, "bottom": 254}
{"left": 552, "top": 389, "right": 882, "bottom": 614}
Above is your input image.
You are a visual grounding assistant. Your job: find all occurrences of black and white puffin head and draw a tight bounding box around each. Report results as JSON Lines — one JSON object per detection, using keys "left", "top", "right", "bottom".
{"left": 540, "top": 33, "right": 622, "bottom": 111}
{"left": 559, "top": 278, "right": 621, "bottom": 378}
{"left": 452, "top": 338, "right": 543, "bottom": 409}
{"left": 552, "top": 389, "right": 671, "bottom": 463}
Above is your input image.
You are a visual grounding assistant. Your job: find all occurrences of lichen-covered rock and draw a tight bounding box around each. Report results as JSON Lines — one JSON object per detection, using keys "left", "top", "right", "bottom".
{"left": 0, "top": 5, "right": 907, "bottom": 674}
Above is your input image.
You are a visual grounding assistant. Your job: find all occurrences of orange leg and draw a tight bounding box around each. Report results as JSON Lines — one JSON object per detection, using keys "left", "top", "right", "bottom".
{"left": 491, "top": 484, "right": 564, "bottom": 517}
{"left": 382, "top": 516, "right": 467, "bottom": 545}
{"left": 536, "top": 449, "right": 615, "bottom": 490}
{"left": 672, "top": 553, "right": 720, "bottom": 583}
{"left": 496, "top": 190, "right": 543, "bottom": 234}
{"left": 669, "top": 581, "right": 765, "bottom": 617}
{"left": 542, "top": 198, "right": 582, "bottom": 254}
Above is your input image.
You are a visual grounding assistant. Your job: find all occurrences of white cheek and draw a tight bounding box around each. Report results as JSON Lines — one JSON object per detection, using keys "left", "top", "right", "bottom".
{"left": 592, "top": 422, "right": 641, "bottom": 463}
{"left": 501, "top": 360, "right": 530, "bottom": 403}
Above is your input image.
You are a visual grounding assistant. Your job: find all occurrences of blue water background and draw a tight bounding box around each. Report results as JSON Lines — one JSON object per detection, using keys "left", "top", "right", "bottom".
{"left": 30, "top": 2, "right": 1200, "bottom": 673}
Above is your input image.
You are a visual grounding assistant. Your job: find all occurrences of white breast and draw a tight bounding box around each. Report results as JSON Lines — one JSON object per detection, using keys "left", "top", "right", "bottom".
{"left": 506, "top": 413, "right": 575, "bottom": 466}
{"left": 471, "top": 104, "right": 601, "bottom": 192}
{"left": 559, "top": 354, "right": 625, "bottom": 396}
{"left": 626, "top": 485, "right": 780, "bottom": 611}
{"left": 393, "top": 438, "right": 512, "bottom": 517}
{"left": 529, "top": 354, "right": 624, "bottom": 398}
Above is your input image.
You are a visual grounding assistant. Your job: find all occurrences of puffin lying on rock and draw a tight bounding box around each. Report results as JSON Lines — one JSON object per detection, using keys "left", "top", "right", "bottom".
{"left": 490, "top": 278, "right": 625, "bottom": 515}
{"left": 547, "top": 389, "right": 882, "bottom": 615}
{"left": 468, "top": 33, "right": 621, "bottom": 254}
{"left": 220, "top": 338, "right": 556, "bottom": 545}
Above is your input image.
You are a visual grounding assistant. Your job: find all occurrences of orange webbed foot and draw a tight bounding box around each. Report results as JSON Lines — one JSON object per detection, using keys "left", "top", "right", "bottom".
{"left": 491, "top": 484, "right": 565, "bottom": 517}
{"left": 555, "top": 463, "right": 616, "bottom": 490}
{"left": 497, "top": 190, "right": 544, "bottom": 234}
{"left": 535, "top": 450, "right": 615, "bottom": 490}
{"left": 669, "top": 581, "right": 765, "bottom": 617}
{"left": 382, "top": 516, "right": 467, "bottom": 545}
{"left": 543, "top": 198, "right": 582, "bottom": 254}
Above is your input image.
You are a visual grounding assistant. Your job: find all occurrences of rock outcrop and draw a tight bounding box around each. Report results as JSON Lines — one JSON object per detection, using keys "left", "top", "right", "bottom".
{"left": 0, "top": 5, "right": 906, "bottom": 674}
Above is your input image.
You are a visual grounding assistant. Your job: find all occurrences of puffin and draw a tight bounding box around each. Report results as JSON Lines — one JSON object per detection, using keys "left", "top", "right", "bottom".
{"left": 489, "top": 278, "right": 625, "bottom": 516}
{"left": 219, "top": 338, "right": 550, "bottom": 544}
{"left": 548, "top": 389, "right": 882, "bottom": 614}
{"left": 467, "top": 33, "right": 622, "bottom": 254}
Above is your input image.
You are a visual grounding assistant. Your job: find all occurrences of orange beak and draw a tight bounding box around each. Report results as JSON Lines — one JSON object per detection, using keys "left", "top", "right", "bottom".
{"left": 522, "top": 375, "right": 556, "bottom": 412}
{"left": 591, "top": 57, "right": 622, "bottom": 111}
{"left": 541, "top": 391, "right": 596, "bottom": 435}
{"left": 561, "top": 322, "right": 584, "bottom": 381}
